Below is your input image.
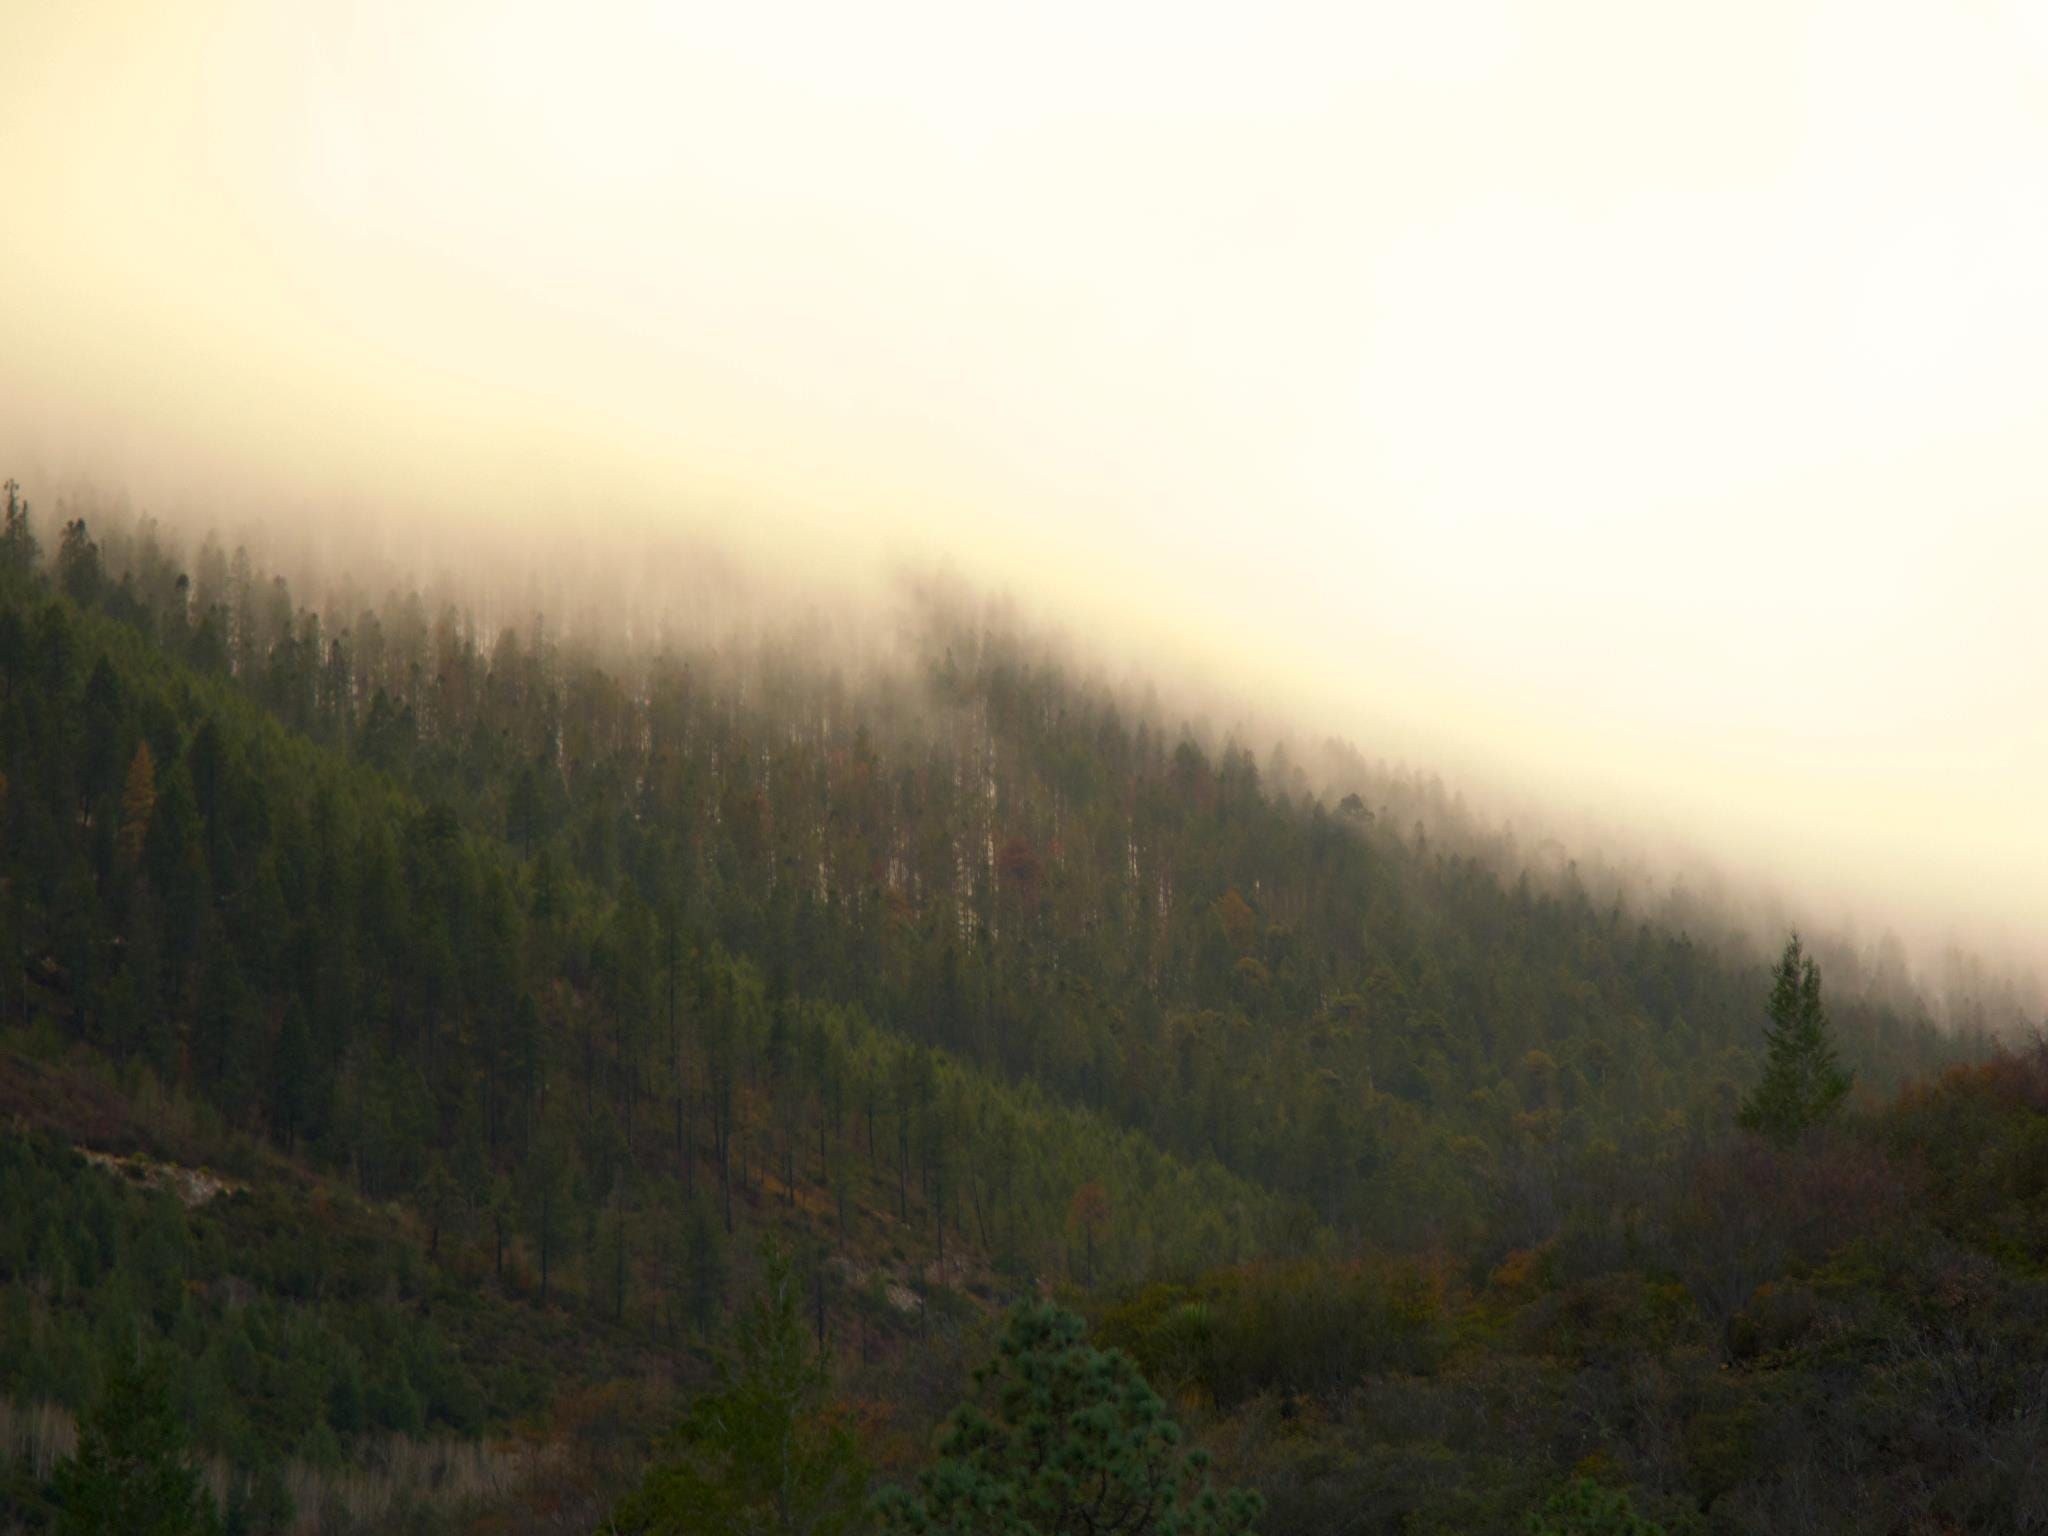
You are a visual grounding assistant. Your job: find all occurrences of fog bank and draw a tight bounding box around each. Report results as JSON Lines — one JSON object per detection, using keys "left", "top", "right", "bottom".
{"left": 6, "top": 0, "right": 2046, "bottom": 996}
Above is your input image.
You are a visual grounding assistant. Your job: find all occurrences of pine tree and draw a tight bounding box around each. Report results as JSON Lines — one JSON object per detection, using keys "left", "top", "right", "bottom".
{"left": 116, "top": 742, "right": 156, "bottom": 869}
{"left": 610, "top": 1238, "right": 866, "bottom": 1535}
{"left": 1738, "top": 935, "right": 1853, "bottom": 1145}
{"left": 1527, "top": 1478, "right": 1665, "bottom": 1535}
{"left": 49, "top": 1349, "right": 222, "bottom": 1536}
{"left": 268, "top": 1000, "right": 314, "bottom": 1153}
{"left": 1, "top": 479, "right": 38, "bottom": 583}
{"left": 487, "top": 1174, "right": 515, "bottom": 1282}
{"left": 874, "top": 1301, "right": 1262, "bottom": 1536}
{"left": 683, "top": 1193, "right": 726, "bottom": 1338}
{"left": 417, "top": 1155, "right": 462, "bottom": 1260}
{"left": 524, "top": 1124, "right": 575, "bottom": 1305}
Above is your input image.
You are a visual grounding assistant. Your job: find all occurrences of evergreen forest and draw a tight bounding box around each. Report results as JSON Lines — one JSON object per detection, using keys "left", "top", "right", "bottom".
{"left": 2, "top": 486, "right": 2043, "bottom": 1535}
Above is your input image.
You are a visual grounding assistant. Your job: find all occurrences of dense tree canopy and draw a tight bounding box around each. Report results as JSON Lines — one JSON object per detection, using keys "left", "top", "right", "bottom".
{"left": 0, "top": 485, "right": 2038, "bottom": 1534}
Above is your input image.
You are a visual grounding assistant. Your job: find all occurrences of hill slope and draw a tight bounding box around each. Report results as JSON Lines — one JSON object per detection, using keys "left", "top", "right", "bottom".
{"left": 0, "top": 495, "right": 2026, "bottom": 1533}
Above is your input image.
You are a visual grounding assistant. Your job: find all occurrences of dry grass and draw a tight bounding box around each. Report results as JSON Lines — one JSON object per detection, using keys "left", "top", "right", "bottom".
{"left": 283, "top": 1433, "right": 560, "bottom": 1534}
{"left": 0, "top": 1398, "right": 77, "bottom": 1482}
{"left": 0, "top": 1398, "right": 561, "bottom": 1534}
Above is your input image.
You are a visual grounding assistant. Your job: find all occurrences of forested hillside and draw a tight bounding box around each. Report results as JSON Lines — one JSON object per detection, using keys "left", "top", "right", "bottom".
{"left": 2, "top": 486, "right": 2039, "bottom": 1535}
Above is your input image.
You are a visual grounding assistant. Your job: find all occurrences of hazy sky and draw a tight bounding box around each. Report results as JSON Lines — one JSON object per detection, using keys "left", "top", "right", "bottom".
{"left": 5, "top": 0, "right": 2046, "bottom": 964}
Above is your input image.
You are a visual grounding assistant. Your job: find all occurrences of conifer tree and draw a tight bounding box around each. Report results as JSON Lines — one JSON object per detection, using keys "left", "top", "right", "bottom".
{"left": 0, "top": 479, "right": 36, "bottom": 582}
{"left": 874, "top": 1302, "right": 1261, "bottom": 1536}
{"left": 417, "top": 1155, "right": 462, "bottom": 1260}
{"left": 521, "top": 1115, "right": 577, "bottom": 1303}
{"left": 1527, "top": 1478, "right": 1665, "bottom": 1535}
{"left": 50, "top": 1349, "right": 221, "bottom": 1536}
{"left": 684, "top": 1193, "right": 727, "bottom": 1338}
{"left": 610, "top": 1239, "right": 866, "bottom": 1535}
{"left": 1738, "top": 935, "right": 1852, "bottom": 1145}
{"left": 116, "top": 742, "right": 156, "bottom": 869}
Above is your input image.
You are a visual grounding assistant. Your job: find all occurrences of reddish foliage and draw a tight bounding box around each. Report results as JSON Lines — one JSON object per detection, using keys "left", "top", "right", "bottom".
{"left": 1213, "top": 888, "right": 1257, "bottom": 953}
{"left": 1912, "top": 1044, "right": 2048, "bottom": 1116}
{"left": 0, "top": 1050, "right": 149, "bottom": 1154}
{"left": 1488, "top": 1245, "right": 1552, "bottom": 1299}
{"left": 1671, "top": 1132, "right": 1916, "bottom": 1341}
{"left": 1068, "top": 1179, "right": 1111, "bottom": 1231}
{"left": 996, "top": 835, "right": 1041, "bottom": 890}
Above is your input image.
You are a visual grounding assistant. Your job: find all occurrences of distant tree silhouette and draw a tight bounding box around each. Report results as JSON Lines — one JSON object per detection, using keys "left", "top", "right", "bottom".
{"left": 1740, "top": 935, "right": 1853, "bottom": 1144}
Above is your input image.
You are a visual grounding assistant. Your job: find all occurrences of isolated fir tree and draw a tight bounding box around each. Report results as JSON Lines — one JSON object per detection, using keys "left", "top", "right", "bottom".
{"left": 1739, "top": 935, "right": 1852, "bottom": 1144}
{"left": 875, "top": 1302, "right": 1261, "bottom": 1536}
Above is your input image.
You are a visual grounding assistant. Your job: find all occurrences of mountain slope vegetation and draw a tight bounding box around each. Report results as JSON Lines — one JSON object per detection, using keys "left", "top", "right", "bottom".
{"left": 1, "top": 490, "right": 2036, "bottom": 1534}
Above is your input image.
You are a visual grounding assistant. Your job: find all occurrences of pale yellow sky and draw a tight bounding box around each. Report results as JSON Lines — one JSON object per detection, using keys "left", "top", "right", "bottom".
{"left": 3, "top": 0, "right": 2046, "bottom": 972}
